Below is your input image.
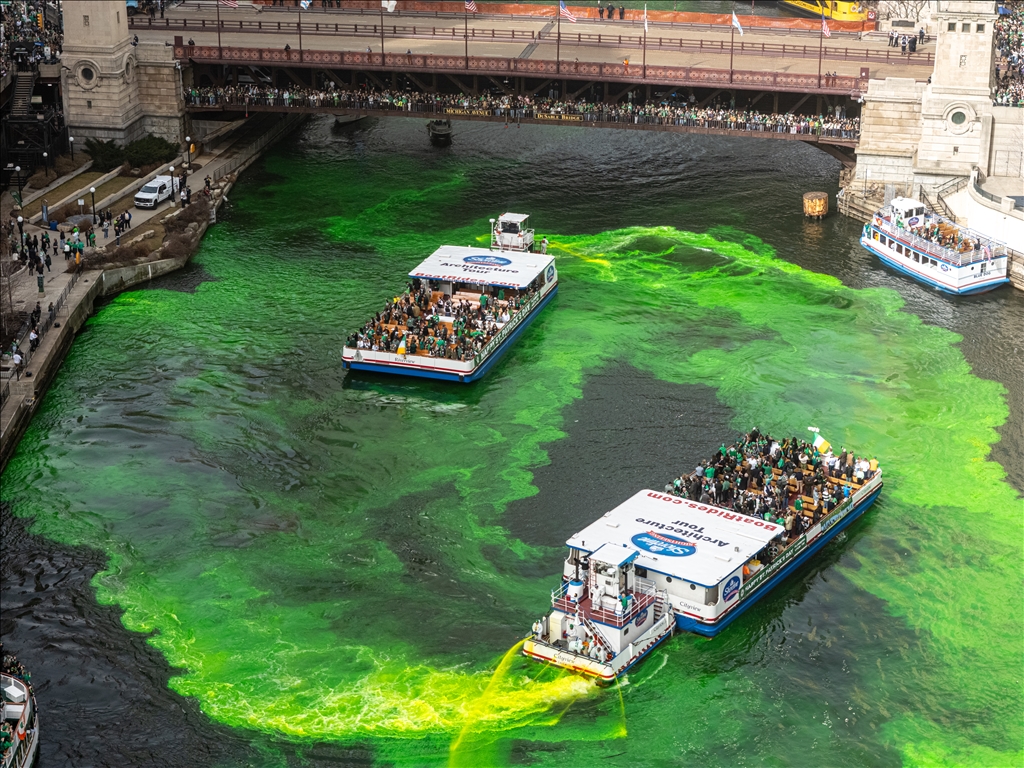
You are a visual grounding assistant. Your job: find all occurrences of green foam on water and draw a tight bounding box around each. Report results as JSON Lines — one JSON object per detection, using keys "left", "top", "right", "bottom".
{"left": 3, "top": 155, "right": 1021, "bottom": 767}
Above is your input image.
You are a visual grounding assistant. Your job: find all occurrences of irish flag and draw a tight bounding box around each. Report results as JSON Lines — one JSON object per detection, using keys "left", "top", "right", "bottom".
{"left": 808, "top": 427, "right": 831, "bottom": 454}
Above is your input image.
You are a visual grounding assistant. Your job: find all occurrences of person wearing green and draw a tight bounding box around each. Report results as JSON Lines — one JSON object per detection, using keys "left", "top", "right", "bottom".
{"left": 479, "top": 293, "right": 488, "bottom": 310}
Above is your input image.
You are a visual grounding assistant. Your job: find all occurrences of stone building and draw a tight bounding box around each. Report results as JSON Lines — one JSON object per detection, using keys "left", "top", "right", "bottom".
{"left": 60, "top": 0, "right": 185, "bottom": 144}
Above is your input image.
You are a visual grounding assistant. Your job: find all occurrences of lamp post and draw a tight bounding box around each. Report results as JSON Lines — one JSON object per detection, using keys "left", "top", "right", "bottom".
{"left": 169, "top": 166, "right": 175, "bottom": 207}
{"left": 185, "top": 135, "right": 191, "bottom": 168}
{"left": 90, "top": 186, "right": 97, "bottom": 224}
{"left": 17, "top": 216, "right": 24, "bottom": 245}
{"left": 14, "top": 166, "right": 23, "bottom": 198}
{"left": 42, "top": 151, "right": 49, "bottom": 179}
{"left": 68, "top": 135, "right": 74, "bottom": 161}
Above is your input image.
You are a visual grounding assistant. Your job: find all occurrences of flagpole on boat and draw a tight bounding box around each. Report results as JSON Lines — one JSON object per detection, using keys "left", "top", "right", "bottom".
{"left": 642, "top": 3, "right": 647, "bottom": 80}
{"left": 464, "top": 4, "right": 469, "bottom": 69}
{"left": 216, "top": 0, "right": 222, "bottom": 58}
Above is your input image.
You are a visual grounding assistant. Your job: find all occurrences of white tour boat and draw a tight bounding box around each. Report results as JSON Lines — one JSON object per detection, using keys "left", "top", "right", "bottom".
{"left": 861, "top": 197, "right": 1009, "bottom": 295}
{"left": 342, "top": 213, "right": 557, "bottom": 383}
{"left": 1, "top": 673, "right": 38, "bottom": 768}
{"left": 524, "top": 433, "right": 883, "bottom": 682}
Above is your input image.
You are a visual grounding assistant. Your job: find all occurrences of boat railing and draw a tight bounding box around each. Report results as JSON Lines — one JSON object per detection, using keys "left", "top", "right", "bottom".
{"left": 873, "top": 214, "right": 1006, "bottom": 266}
{"left": 472, "top": 289, "right": 543, "bottom": 366}
{"left": 550, "top": 576, "right": 657, "bottom": 628}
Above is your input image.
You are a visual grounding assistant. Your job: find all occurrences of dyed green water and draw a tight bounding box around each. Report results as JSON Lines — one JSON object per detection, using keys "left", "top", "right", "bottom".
{"left": 3, "top": 119, "right": 1021, "bottom": 767}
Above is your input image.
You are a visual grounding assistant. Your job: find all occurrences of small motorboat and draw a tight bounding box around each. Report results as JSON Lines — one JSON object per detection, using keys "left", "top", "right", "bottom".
{"left": 427, "top": 119, "right": 453, "bottom": 146}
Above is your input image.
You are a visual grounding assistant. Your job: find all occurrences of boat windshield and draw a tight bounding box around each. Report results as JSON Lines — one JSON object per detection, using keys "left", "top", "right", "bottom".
{"left": 500, "top": 222, "right": 520, "bottom": 234}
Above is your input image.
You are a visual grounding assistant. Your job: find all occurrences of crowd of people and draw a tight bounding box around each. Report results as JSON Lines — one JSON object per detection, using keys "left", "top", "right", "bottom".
{"left": 666, "top": 429, "right": 877, "bottom": 561}
{"left": 186, "top": 85, "right": 862, "bottom": 140}
{"left": 995, "top": 1, "right": 1023, "bottom": 106}
{"left": 1, "top": 643, "right": 34, "bottom": 762}
{"left": 1, "top": 1, "right": 62, "bottom": 79}
{"left": 346, "top": 279, "right": 537, "bottom": 363}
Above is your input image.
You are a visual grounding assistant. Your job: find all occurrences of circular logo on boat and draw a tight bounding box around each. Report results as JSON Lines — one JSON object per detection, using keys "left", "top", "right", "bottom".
{"left": 940, "top": 263, "right": 950, "bottom": 272}
{"left": 463, "top": 255, "right": 512, "bottom": 267}
{"left": 908, "top": 216, "right": 920, "bottom": 227}
{"left": 634, "top": 608, "right": 649, "bottom": 628}
{"left": 723, "top": 575, "right": 741, "bottom": 602}
{"left": 546, "top": 264, "right": 556, "bottom": 283}
{"left": 631, "top": 531, "right": 696, "bottom": 557}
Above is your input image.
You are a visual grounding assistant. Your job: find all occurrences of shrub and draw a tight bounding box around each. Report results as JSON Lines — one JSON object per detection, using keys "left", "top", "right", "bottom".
{"left": 96, "top": 242, "right": 150, "bottom": 266}
{"left": 84, "top": 138, "right": 125, "bottom": 172}
{"left": 164, "top": 202, "right": 210, "bottom": 233}
{"left": 53, "top": 155, "right": 78, "bottom": 176}
{"left": 160, "top": 234, "right": 192, "bottom": 261}
{"left": 124, "top": 135, "right": 178, "bottom": 168}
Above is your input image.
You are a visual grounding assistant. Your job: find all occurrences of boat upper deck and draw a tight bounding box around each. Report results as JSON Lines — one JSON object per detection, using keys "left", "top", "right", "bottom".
{"left": 872, "top": 197, "right": 1007, "bottom": 267}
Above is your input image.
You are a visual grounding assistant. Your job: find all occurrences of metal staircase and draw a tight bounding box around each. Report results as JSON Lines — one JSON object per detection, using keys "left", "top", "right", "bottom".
{"left": 12, "top": 71, "right": 36, "bottom": 116}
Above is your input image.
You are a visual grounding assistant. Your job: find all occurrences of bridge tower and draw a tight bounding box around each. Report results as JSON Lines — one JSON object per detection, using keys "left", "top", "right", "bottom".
{"left": 913, "top": 0, "right": 999, "bottom": 183}
{"left": 61, "top": 1, "right": 184, "bottom": 145}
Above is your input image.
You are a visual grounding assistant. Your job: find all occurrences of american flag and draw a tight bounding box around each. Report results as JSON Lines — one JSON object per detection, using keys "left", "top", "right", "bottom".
{"left": 465, "top": 0, "right": 478, "bottom": 11}
{"left": 820, "top": 12, "right": 831, "bottom": 38}
{"left": 219, "top": 0, "right": 238, "bottom": 7}
{"left": 559, "top": 0, "right": 576, "bottom": 22}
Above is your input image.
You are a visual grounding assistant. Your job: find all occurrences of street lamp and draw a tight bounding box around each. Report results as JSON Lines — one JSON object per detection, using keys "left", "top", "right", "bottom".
{"left": 90, "top": 186, "right": 97, "bottom": 223}
{"left": 16, "top": 216, "right": 24, "bottom": 244}
{"left": 42, "top": 151, "right": 49, "bottom": 179}
{"left": 68, "top": 135, "right": 74, "bottom": 161}
{"left": 185, "top": 135, "right": 191, "bottom": 168}
{"left": 13, "top": 166, "right": 23, "bottom": 198}
{"left": 169, "top": 166, "right": 175, "bottom": 206}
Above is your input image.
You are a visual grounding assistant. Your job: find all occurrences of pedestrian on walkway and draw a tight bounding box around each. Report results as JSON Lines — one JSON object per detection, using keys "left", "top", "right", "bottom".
{"left": 63, "top": 241, "right": 71, "bottom": 261}
{"left": 44, "top": 251, "right": 51, "bottom": 272}
{"left": 103, "top": 219, "right": 109, "bottom": 238}
{"left": 11, "top": 351, "right": 23, "bottom": 380}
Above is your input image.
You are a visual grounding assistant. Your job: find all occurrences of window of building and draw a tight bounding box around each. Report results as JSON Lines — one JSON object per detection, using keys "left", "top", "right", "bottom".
{"left": 950, "top": 110, "right": 967, "bottom": 125}
{"left": 960, "top": 54, "right": 968, "bottom": 67}
{"left": 976, "top": 23, "right": 985, "bottom": 33}
{"left": 962, "top": 22, "right": 971, "bottom": 32}
{"left": 87, "top": 100, "right": 92, "bottom": 108}
{"left": 948, "top": 22, "right": 956, "bottom": 31}
{"left": 83, "top": 15, "right": 89, "bottom": 26}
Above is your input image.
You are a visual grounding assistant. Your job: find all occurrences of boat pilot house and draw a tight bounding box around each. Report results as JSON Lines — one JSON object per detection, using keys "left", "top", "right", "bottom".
{"left": 342, "top": 215, "right": 558, "bottom": 383}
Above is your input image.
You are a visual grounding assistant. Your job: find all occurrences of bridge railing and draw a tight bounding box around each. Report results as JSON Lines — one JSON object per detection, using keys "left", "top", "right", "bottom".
{"left": 186, "top": 92, "right": 860, "bottom": 141}
{"left": 177, "top": 45, "right": 873, "bottom": 95}
{"left": 135, "top": 16, "right": 926, "bottom": 65}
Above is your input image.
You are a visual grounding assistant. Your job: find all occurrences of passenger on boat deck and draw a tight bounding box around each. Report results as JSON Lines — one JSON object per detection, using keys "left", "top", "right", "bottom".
{"left": 665, "top": 429, "right": 877, "bottom": 545}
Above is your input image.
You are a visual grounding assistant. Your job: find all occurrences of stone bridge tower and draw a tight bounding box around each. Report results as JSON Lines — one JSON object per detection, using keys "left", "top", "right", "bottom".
{"left": 61, "top": 1, "right": 184, "bottom": 145}
{"left": 914, "top": 0, "right": 999, "bottom": 184}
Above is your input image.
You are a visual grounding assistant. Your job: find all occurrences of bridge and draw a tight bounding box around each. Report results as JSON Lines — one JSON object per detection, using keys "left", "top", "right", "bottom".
{"left": 134, "top": 3, "right": 934, "bottom": 120}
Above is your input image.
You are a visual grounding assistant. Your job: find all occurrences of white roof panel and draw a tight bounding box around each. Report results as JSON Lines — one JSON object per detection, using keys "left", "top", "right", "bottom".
{"left": 499, "top": 212, "right": 530, "bottom": 223}
{"left": 409, "top": 245, "right": 550, "bottom": 289}
{"left": 567, "top": 489, "right": 784, "bottom": 586}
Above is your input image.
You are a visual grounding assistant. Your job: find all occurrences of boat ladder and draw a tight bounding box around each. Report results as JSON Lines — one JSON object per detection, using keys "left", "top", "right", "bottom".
{"left": 579, "top": 615, "right": 614, "bottom": 657}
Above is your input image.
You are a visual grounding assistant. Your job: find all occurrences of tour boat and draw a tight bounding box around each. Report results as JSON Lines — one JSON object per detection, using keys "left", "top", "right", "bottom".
{"left": 427, "top": 119, "right": 453, "bottom": 146}
{"left": 861, "top": 197, "right": 1009, "bottom": 295}
{"left": 342, "top": 214, "right": 557, "bottom": 383}
{"left": 523, "top": 435, "right": 882, "bottom": 682}
{"left": 1, "top": 673, "right": 39, "bottom": 768}
{"left": 779, "top": 0, "right": 869, "bottom": 22}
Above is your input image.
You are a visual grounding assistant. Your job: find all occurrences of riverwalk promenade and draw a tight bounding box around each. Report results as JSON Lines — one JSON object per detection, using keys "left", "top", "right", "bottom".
{"left": 0, "top": 112, "right": 305, "bottom": 471}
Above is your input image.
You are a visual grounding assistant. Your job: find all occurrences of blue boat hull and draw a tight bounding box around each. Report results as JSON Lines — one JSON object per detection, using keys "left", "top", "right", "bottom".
{"left": 344, "top": 286, "right": 557, "bottom": 383}
{"left": 675, "top": 485, "right": 882, "bottom": 637}
{"left": 861, "top": 238, "right": 1009, "bottom": 295}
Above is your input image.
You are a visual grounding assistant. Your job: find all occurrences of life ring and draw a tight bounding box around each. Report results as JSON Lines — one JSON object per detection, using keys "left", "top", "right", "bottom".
{"left": 606, "top": 651, "right": 614, "bottom": 662}
{"left": 867, "top": 10, "right": 876, "bottom": 20}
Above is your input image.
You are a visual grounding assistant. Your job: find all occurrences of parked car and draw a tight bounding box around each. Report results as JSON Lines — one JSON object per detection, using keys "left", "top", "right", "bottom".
{"left": 134, "top": 175, "right": 179, "bottom": 209}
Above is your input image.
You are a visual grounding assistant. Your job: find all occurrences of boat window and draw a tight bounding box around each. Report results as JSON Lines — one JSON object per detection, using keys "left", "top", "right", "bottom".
{"left": 913, "top": 252, "right": 920, "bottom": 262}
{"left": 500, "top": 222, "right": 520, "bottom": 234}
{"left": 896, "top": 244, "right": 903, "bottom": 255}
{"left": 634, "top": 566, "right": 647, "bottom": 578}
{"left": 873, "top": 232, "right": 879, "bottom": 241}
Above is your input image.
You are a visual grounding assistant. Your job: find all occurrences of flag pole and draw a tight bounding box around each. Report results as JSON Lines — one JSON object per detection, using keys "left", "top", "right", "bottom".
{"left": 379, "top": 2, "right": 385, "bottom": 57}
{"left": 556, "top": 2, "right": 561, "bottom": 74}
{"left": 817, "top": 16, "right": 824, "bottom": 89}
{"left": 464, "top": 5, "right": 469, "bottom": 69}
{"left": 729, "top": 23, "right": 734, "bottom": 84}
{"left": 297, "top": 8, "right": 303, "bottom": 63}
{"left": 216, "top": 0, "right": 222, "bottom": 58}
{"left": 642, "top": 5, "right": 647, "bottom": 80}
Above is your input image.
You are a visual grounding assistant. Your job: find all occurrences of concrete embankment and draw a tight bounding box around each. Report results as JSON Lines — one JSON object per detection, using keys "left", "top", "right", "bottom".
{"left": 0, "top": 113, "right": 309, "bottom": 473}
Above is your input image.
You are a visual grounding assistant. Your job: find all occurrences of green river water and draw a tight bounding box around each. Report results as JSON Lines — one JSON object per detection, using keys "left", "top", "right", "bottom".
{"left": 2, "top": 117, "right": 1022, "bottom": 767}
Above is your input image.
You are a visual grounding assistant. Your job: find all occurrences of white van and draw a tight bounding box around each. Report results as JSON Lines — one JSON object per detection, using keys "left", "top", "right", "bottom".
{"left": 134, "top": 175, "right": 179, "bottom": 209}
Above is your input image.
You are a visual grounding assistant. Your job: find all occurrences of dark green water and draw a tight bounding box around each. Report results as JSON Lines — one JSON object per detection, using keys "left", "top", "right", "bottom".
{"left": 2, "top": 117, "right": 1022, "bottom": 767}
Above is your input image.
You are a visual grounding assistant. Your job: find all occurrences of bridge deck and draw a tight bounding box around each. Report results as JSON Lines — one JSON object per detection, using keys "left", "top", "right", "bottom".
{"left": 136, "top": 4, "right": 933, "bottom": 92}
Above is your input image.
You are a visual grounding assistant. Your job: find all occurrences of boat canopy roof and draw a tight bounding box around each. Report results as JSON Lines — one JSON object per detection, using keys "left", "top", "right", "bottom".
{"left": 567, "top": 489, "right": 784, "bottom": 587}
{"left": 498, "top": 212, "right": 530, "bottom": 223}
{"left": 409, "top": 245, "right": 551, "bottom": 289}
{"left": 589, "top": 542, "right": 640, "bottom": 568}
{"left": 889, "top": 197, "right": 927, "bottom": 218}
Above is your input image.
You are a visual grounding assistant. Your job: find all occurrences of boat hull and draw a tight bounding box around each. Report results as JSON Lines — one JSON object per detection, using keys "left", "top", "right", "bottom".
{"left": 779, "top": 0, "right": 867, "bottom": 21}
{"left": 343, "top": 285, "right": 557, "bottom": 382}
{"left": 675, "top": 483, "right": 881, "bottom": 636}
{"left": 861, "top": 236, "right": 1009, "bottom": 295}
